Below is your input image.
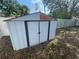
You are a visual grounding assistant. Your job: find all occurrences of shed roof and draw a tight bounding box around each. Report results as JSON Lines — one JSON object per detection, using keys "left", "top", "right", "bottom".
{"left": 4, "top": 12, "right": 53, "bottom": 21}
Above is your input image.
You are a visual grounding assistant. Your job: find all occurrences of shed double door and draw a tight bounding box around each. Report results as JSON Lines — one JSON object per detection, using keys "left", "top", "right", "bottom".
{"left": 27, "top": 21, "right": 49, "bottom": 46}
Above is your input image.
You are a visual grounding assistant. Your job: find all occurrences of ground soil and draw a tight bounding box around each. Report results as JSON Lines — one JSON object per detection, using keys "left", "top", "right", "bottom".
{"left": 0, "top": 27, "right": 79, "bottom": 59}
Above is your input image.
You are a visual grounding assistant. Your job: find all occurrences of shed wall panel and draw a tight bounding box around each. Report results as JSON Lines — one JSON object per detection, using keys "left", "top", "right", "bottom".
{"left": 7, "top": 21, "right": 27, "bottom": 50}
{"left": 49, "top": 21, "right": 57, "bottom": 40}
{"left": 7, "top": 21, "right": 20, "bottom": 50}
{"left": 40, "top": 22, "right": 48, "bottom": 42}
{"left": 15, "top": 21, "right": 27, "bottom": 49}
{"left": 27, "top": 22, "right": 39, "bottom": 46}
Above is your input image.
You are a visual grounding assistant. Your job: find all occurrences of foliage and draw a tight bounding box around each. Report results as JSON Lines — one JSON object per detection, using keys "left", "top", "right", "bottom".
{"left": 42, "top": 0, "right": 79, "bottom": 19}
{"left": 0, "top": 0, "right": 29, "bottom": 17}
{"left": 13, "top": 4, "right": 29, "bottom": 16}
{"left": 2, "top": 3, "right": 14, "bottom": 17}
{"left": 27, "top": 53, "right": 32, "bottom": 59}
{"left": 50, "top": 8, "right": 72, "bottom": 19}
{"left": 0, "top": 0, "right": 3, "bottom": 9}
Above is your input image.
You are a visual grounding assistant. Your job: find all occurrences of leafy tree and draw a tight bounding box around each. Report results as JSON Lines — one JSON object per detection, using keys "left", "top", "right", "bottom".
{"left": 42, "top": 0, "right": 79, "bottom": 19}
{"left": 2, "top": 3, "right": 15, "bottom": 17}
{"left": 0, "top": 0, "right": 3, "bottom": 9}
{"left": 21, "top": 5, "right": 29, "bottom": 16}
{"left": 0, "top": 0, "right": 29, "bottom": 17}
{"left": 13, "top": 4, "right": 29, "bottom": 16}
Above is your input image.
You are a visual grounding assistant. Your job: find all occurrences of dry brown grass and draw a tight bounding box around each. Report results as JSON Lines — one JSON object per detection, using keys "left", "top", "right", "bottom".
{"left": 0, "top": 27, "right": 79, "bottom": 59}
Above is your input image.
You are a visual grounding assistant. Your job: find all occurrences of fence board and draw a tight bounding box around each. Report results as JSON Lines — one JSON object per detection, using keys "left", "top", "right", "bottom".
{"left": 57, "top": 19, "right": 79, "bottom": 28}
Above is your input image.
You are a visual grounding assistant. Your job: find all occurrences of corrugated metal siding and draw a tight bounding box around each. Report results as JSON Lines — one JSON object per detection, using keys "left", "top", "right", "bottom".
{"left": 28, "top": 22, "right": 39, "bottom": 46}
{"left": 28, "top": 21, "right": 49, "bottom": 46}
{"left": 40, "top": 21, "right": 48, "bottom": 42}
{"left": 7, "top": 21, "right": 27, "bottom": 50}
{"left": 7, "top": 21, "right": 18, "bottom": 50}
{"left": 49, "top": 21, "right": 57, "bottom": 40}
{"left": 14, "top": 21, "right": 27, "bottom": 49}
{"left": 7, "top": 20, "right": 57, "bottom": 50}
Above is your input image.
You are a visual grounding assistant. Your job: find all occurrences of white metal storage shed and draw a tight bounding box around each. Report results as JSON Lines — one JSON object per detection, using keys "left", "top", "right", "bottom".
{"left": 5, "top": 12, "right": 57, "bottom": 50}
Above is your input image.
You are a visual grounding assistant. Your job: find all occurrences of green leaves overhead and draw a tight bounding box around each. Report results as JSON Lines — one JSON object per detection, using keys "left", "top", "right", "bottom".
{"left": 0, "top": 0, "right": 29, "bottom": 17}
{"left": 42, "top": 0, "right": 79, "bottom": 19}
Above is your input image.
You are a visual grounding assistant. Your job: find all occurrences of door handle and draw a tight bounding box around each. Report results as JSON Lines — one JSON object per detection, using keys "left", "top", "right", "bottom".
{"left": 38, "top": 32, "right": 40, "bottom": 34}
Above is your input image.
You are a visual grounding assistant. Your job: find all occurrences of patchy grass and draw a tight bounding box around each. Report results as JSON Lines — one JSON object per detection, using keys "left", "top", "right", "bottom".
{"left": 0, "top": 27, "right": 79, "bottom": 59}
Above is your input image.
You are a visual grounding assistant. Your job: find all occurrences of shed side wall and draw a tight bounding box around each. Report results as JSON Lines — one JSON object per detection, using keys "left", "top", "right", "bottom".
{"left": 7, "top": 21, "right": 19, "bottom": 50}
{"left": 7, "top": 21, "right": 27, "bottom": 50}
{"left": 49, "top": 21, "right": 57, "bottom": 40}
{"left": 14, "top": 21, "right": 28, "bottom": 49}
